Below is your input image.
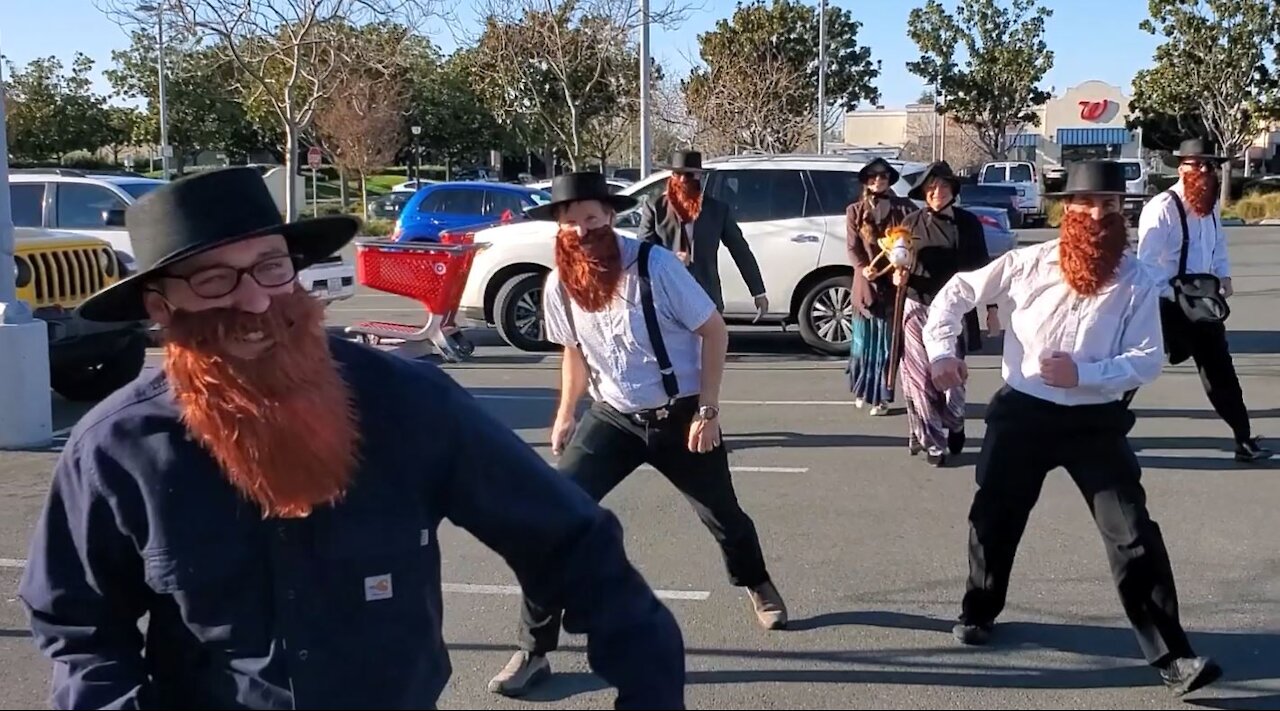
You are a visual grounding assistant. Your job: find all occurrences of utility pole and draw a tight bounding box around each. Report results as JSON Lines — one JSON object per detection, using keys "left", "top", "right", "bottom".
{"left": 0, "top": 54, "right": 54, "bottom": 449}
{"left": 817, "top": 0, "right": 828, "bottom": 154}
{"left": 639, "top": 0, "right": 653, "bottom": 178}
{"left": 139, "top": 3, "right": 171, "bottom": 179}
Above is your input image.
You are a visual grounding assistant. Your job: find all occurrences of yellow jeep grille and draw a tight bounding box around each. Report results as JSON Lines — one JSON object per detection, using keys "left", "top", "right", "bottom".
{"left": 15, "top": 246, "right": 120, "bottom": 309}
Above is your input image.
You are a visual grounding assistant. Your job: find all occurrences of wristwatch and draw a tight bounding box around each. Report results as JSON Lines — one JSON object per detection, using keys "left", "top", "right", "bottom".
{"left": 696, "top": 405, "right": 720, "bottom": 421}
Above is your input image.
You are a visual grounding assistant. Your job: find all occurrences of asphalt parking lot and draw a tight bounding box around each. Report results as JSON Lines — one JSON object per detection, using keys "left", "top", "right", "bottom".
{"left": 0, "top": 228, "right": 1277, "bottom": 709}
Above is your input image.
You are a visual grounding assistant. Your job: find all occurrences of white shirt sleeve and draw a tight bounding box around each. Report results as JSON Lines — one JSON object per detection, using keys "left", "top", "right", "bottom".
{"left": 923, "top": 248, "right": 1021, "bottom": 362}
{"left": 1136, "top": 195, "right": 1178, "bottom": 296}
{"left": 1075, "top": 280, "right": 1165, "bottom": 394}
{"left": 1211, "top": 208, "right": 1231, "bottom": 279}
{"left": 540, "top": 271, "right": 576, "bottom": 346}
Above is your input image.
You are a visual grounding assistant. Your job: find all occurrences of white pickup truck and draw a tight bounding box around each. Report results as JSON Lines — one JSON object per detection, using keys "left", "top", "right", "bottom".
{"left": 978, "top": 160, "right": 1044, "bottom": 227}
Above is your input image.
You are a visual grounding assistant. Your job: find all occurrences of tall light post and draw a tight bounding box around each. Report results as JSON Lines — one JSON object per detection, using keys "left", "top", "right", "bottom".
{"left": 411, "top": 125, "right": 422, "bottom": 184}
{"left": 639, "top": 0, "right": 652, "bottom": 178}
{"left": 138, "top": 3, "right": 171, "bottom": 179}
{"left": 817, "top": 0, "right": 828, "bottom": 154}
{"left": 0, "top": 52, "right": 54, "bottom": 449}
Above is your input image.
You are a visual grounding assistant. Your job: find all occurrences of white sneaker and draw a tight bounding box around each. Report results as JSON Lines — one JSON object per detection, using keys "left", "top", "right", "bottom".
{"left": 869, "top": 404, "right": 889, "bottom": 416}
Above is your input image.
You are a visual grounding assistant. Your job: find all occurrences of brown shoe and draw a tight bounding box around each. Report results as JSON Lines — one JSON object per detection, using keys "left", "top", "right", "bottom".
{"left": 747, "top": 581, "right": 788, "bottom": 630}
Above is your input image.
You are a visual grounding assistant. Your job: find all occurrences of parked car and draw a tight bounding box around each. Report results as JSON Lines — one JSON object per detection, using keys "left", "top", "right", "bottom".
{"left": 393, "top": 181, "right": 551, "bottom": 242}
{"left": 526, "top": 177, "right": 631, "bottom": 194}
{"left": 367, "top": 191, "right": 412, "bottom": 220}
{"left": 1115, "top": 158, "right": 1151, "bottom": 225}
{"left": 12, "top": 226, "right": 148, "bottom": 401}
{"left": 958, "top": 183, "right": 1022, "bottom": 228}
{"left": 8, "top": 169, "right": 356, "bottom": 305}
{"left": 978, "top": 160, "right": 1044, "bottom": 226}
{"left": 455, "top": 154, "right": 1007, "bottom": 356}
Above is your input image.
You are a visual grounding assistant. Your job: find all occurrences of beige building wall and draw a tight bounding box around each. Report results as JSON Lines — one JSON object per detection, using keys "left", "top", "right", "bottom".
{"left": 842, "top": 109, "right": 909, "bottom": 148}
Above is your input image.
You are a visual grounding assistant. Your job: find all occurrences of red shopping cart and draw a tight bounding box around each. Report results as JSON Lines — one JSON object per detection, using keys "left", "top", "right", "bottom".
{"left": 345, "top": 233, "right": 488, "bottom": 362}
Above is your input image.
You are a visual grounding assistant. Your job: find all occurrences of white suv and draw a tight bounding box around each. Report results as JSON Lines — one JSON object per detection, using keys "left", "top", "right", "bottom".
{"left": 456, "top": 154, "right": 929, "bottom": 355}
{"left": 8, "top": 169, "right": 356, "bottom": 305}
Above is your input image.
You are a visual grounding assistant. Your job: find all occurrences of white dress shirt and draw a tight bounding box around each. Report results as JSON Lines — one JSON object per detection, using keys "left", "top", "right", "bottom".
{"left": 923, "top": 240, "right": 1165, "bottom": 406}
{"left": 1137, "top": 181, "right": 1230, "bottom": 298}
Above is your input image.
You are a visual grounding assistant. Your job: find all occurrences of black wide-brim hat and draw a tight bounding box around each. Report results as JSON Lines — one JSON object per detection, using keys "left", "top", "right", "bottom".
{"left": 77, "top": 166, "right": 360, "bottom": 322}
{"left": 908, "top": 160, "right": 960, "bottom": 200}
{"left": 1044, "top": 159, "right": 1130, "bottom": 198}
{"left": 1173, "top": 138, "right": 1227, "bottom": 162}
{"left": 663, "top": 150, "right": 707, "bottom": 173}
{"left": 858, "top": 157, "right": 900, "bottom": 185}
{"left": 526, "top": 171, "right": 638, "bottom": 221}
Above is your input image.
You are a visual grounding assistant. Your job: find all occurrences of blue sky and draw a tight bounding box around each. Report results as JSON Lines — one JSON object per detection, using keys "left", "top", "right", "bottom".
{"left": 0, "top": 0, "right": 1160, "bottom": 108}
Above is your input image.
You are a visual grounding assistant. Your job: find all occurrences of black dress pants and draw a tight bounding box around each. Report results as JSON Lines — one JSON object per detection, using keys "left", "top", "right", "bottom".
{"left": 960, "top": 386, "right": 1196, "bottom": 666}
{"left": 1160, "top": 300, "right": 1252, "bottom": 443}
{"left": 518, "top": 397, "right": 770, "bottom": 655}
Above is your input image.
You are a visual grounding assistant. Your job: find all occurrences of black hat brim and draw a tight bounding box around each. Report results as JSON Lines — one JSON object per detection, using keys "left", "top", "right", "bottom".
{"left": 859, "top": 158, "right": 900, "bottom": 186}
{"left": 1043, "top": 189, "right": 1131, "bottom": 199}
{"left": 908, "top": 176, "right": 960, "bottom": 200}
{"left": 1172, "top": 150, "right": 1228, "bottom": 162}
{"left": 526, "top": 194, "right": 638, "bottom": 222}
{"left": 76, "top": 214, "right": 360, "bottom": 323}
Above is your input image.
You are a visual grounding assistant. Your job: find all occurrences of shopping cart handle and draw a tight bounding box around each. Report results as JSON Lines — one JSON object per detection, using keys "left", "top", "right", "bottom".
{"left": 354, "top": 239, "right": 489, "bottom": 253}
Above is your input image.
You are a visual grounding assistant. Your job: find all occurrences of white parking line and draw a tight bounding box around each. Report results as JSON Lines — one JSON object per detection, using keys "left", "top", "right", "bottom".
{"left": 443, "top": 583, "right": 710, "bottom": 601}
{"left": 639, "top": 465, "right": 808, "bottom": 474}
{"left": 476, "top": 394, "right": 855, "bottom": 406}
{"left": 0, "top": 558, "right": 26, "bottom": 569}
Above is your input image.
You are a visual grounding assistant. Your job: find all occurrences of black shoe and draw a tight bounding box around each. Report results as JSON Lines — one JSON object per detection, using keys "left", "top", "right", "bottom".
{"left": 952, "top": 622, "right": 992, "bottom": 645}
{"left": 948, "top": 429, "right": 966, "bottom": 455}
{"left": 1236, "top": 437, "right": 1273, "bottom": 462}
{"left": 909, "top": 435, "right": 923, "bottom": 456}
{"left": 1160, "top": 656, "right": 1222, "bottom": 696}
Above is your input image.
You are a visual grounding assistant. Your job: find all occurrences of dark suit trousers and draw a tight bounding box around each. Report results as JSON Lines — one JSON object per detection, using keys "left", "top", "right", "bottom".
{"left": 518, "top": 399, "right": 770, "bottom": 655}
{"left": 960, "top": 386, "right": 1195, "bottom": 667}
{"left": 1160, "top": 300, "right": 1252, "bottom": 443}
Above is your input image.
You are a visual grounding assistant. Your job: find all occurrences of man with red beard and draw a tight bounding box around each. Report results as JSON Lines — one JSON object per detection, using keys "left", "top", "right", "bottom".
{"left": 17, "top": 168, "right": 685, "bottom": 710}
{"left": 1137, "top": 138, "right": 1270, "bottom": 462}
{"left": 639, "top": 150, "right": 768, "bottom": 318}
{"left": 923, "top": 161, "right": 1221, "bottom": 696}
{"left": 488, "top": 171, "right": 786, "bottom": 698}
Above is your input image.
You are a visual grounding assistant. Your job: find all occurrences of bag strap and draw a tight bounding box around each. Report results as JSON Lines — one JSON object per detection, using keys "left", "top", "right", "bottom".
{"left": 637, "top": 241, "right": 680, "bottom": 402}
{"left": 1165, "top": 189, "right": 1190, "bottom": 277}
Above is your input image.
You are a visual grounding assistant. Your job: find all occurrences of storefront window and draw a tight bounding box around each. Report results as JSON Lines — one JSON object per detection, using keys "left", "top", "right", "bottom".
{"left": 1062, "top": 144, "right": 1122, "bottom": 164}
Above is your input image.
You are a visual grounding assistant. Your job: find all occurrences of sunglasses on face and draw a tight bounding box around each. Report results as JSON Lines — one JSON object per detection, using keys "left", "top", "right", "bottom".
{"left": 1181, "top": 160, "right": 1220, "bottom": 172}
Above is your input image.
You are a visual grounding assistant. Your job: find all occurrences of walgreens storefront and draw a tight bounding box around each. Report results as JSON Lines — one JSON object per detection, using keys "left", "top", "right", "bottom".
{"left": 1007, "top": 81, "right": 1141, "bottom": 170}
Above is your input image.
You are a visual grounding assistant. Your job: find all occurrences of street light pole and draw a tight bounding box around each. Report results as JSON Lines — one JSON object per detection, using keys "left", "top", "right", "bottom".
{"left": 0, "top": 53, "right": 54, "bottom": 449}
{"left": 139, "top": 3, "right": 171, "bottom": 179}
{"left": 639, "top": 0, "right": 652, "bottom": 178}
{"left": 817, "top": 0, "right": 827, "bottom": 154}
{"left": 411, "top": 125, "right": 422, "bottom": 184}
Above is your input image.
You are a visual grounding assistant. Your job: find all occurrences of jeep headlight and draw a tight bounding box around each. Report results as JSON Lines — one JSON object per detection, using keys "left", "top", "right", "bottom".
{"left": 97, "top": 249, "right": 116, "bottom": 277}
{"left": 14, "top": 257, "right": 32, "bottom": 288}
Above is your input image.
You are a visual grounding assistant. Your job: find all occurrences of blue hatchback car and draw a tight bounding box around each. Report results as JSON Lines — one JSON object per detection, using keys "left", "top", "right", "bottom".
{"left": 393, "top": 182, "right": 552, "bottom": 242}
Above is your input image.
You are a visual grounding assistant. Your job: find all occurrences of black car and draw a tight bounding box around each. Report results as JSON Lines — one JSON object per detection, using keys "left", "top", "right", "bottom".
{"left": 958, "top": 183, "right": 1022, "bottom": 228}
{"left": 367, "top": 192, "right": 412, "bottom": 220}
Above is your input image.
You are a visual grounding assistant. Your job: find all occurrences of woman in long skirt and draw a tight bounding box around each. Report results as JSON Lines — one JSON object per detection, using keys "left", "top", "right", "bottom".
{"left": 845, "top": 158, "right": 918, "bottom": 416}
{"left": 896, "top": 162, "right": 994, "bottom": 465}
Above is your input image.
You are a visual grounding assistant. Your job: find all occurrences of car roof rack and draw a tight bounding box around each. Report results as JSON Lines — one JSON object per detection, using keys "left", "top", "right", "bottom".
{"left": 10, "top": 167, "right": 87, "bottom": 177}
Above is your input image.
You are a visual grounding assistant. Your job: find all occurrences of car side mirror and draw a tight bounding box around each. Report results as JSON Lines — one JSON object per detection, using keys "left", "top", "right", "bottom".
{"left": 103, "top": 208, "right": 126, "bottom": 227}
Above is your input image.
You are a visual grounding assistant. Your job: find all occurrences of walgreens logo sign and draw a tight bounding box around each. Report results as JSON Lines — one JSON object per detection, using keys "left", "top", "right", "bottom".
{"left": 1078, "top": 100, "right": 1113, "bottom": 121}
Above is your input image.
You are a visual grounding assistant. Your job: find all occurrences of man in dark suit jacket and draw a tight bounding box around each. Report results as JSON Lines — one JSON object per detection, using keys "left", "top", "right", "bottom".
{"left": 639, "top": 150, "right": 768, "bottom": 316}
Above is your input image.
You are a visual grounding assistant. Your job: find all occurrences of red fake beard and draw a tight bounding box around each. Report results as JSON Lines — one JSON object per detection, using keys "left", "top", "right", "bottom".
{"left": 1058, "top": 210, "right": 1130, "bottom": 296}
{"left": 666, "top": 173, "right": 703, "bottom": 224}
{"left": 554, "top": 225, "right": 623, "bottom": 312}
{"left": 1182, "top": 168, "right": 1219, "bottom": 217}
{"left": 162, "top": 287, "right": 361, "bottom": 519}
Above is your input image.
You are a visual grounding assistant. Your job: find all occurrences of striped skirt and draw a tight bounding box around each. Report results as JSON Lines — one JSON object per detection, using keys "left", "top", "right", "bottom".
{"left": 900, "top": 298, "right": 965, "bottom": 453}
{"left": 846, "top": 311, "right": 894, "bottom": 407}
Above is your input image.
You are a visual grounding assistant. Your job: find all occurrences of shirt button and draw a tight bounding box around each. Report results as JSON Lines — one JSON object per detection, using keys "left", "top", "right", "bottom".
{"left": 286, "top": 589, "right": 296, "bottom": 600}
{"left": 298, "top": 650, "right": 309, "bottom": 661}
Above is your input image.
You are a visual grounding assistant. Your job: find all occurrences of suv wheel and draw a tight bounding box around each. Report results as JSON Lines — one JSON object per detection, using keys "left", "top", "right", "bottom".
{"left": 494, "top": 272, "right": 557, "bottom": 352}
{"left": 51, "top": 335, "right": 147, "bottom": 402}
{"left": 798, "top": 275, "right": 854, "bottom": 356}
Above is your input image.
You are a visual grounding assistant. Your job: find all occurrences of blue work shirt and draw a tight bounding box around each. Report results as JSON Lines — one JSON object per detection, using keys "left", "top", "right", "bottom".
{"left": 18, "top": 337, "right": 685, "bottom": 710}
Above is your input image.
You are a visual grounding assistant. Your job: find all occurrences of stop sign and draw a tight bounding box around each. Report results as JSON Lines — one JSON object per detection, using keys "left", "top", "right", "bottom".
{"left": 307, "top": 146, "right": 322, "bottom": 169}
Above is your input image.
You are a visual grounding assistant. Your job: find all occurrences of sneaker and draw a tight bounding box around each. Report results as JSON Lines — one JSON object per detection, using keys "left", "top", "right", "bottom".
{"left": 1236, "top": 438, "right": 1273, "bottom": 462}
{"left": 747, "top": 581, "right": 788, "bottom": 630}
{"left": 854, "top": 398, "right": 865, "bottom": 409}
{"left": 1160, "top": 656, "right": 1222, "bottom": 696}
{"left": 487, "top": 651, "right": 551, "bottom": 697}
{"left": 908, "top": 435, "right": 923, "bottom": 456}
{"left": 926, "top": 446, "right": 946, "bottom": 467}
{"left": 952, "top": 622, "right": 992, "bottom": 645}
{"left": 869, "top": 404, "right": 889, "bottom": 416}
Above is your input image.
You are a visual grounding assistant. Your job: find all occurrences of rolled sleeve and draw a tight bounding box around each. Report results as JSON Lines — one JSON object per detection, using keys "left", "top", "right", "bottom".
{"left": 1211, "top": 210, "right": 1231, "bottom": 279}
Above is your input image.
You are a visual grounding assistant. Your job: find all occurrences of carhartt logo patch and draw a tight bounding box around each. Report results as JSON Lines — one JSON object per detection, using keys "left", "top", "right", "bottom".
{"left": 365, "top": 574, "right": 393, "bottom": 601}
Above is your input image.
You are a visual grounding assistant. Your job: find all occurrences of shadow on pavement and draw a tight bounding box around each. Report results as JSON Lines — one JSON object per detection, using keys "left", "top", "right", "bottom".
{"left": 452, "top": 611, "right": 1280, "bottom": 700}
{"left": 1188, "top": 695, "right": 1280, "bottom": 710}
{"left": 0, "top": 628, "right": 31, "bottom": 638}
{"left": 1226, "top": 330, "right": 1280, "bottom": 355}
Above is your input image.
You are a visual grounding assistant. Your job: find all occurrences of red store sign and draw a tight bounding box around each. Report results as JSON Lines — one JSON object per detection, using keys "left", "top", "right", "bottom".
{"left": 1078, "top": 100, "right": 1112, "bottom": 121}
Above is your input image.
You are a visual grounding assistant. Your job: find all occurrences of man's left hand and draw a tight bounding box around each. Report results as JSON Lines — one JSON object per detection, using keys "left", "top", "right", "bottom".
{"left": 1222, "top": 277, "right": 1234, "bottom": 298}
{"left": 687, "top": 415, "right": 721, "bottom": 454}
{"left": 753, "top": 295, "right": 769, "bottom": 323}
{"left": 1040, "top": 351, "right": 1079, "bottom": 388}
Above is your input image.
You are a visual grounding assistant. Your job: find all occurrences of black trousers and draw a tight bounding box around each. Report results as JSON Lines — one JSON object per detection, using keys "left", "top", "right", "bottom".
{"left": 960, "top": 386, "right": 1195, "bottom": 667}
{"left": 1161, "top": 300, "right": 1252, "bottom": 443}
{"left": 518, "top": 397, "right": 770, "bottom": 655}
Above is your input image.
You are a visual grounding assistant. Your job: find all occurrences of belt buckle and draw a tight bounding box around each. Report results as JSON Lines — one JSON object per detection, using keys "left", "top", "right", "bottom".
{"left": 654, "top": 407, "right": 669, "bottom": 421}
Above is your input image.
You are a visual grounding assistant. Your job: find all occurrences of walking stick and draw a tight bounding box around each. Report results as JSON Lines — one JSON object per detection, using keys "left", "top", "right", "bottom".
{"left": 864, "top": 226, "right": 917, "bottom": 394}
{"left": 885, "top": 269, "right": 910, "bottom": 392}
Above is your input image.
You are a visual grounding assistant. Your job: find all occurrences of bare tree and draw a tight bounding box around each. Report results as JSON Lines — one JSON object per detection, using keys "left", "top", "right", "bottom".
{"left": 900, "top": 108, "right": 989, "bottom": 169}
{"left": 314, "top": 61, "right": 408, "bottom": 217}
{"left": 96, "top": 0, "right": 445, "bottom": 220}
{"left": 685, "top": 49, "right": 815, "bottom": 155}
{"left": 467, "top": 0, "right": 692, "bottom": 170}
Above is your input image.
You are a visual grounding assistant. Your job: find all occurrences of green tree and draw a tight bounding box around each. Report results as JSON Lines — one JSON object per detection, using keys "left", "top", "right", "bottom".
{"left": 409, "top": 53, "right": 508, "bottom": 179}
{"left": 684, "top": 0, "right": 880, "bottom": 154}
{"left": 1128, "top": 0, "right": 1280, "bottom": 204}
{"left": 102, "top": 106, "right": 145, "bottom": 164}
{"left": 3, "top": 53, "right": 111, "bottom": 161}
{"left": 906, "top": 0, "right": 1054, "bottom": 161}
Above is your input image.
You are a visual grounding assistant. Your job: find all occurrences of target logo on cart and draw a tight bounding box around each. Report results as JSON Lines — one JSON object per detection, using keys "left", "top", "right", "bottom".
{"left": 433, "top": 262, "right": 447, "bottom": 275}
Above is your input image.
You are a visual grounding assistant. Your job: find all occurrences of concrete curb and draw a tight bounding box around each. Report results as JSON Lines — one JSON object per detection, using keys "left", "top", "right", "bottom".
{"left": 1259, "top": 218, "right": 1280, "bottom": 226}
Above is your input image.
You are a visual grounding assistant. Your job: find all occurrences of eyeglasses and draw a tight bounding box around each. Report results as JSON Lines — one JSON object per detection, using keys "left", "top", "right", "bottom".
{"left": 1181, "top": 160, "right": 1219, "bottom": 172}
{"left": 163, "top": 254, "right": 299, "bottom": 299}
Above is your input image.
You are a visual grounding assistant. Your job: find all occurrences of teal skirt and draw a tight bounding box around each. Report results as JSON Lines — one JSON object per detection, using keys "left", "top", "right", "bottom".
{"left": 846, "top": 312, "right": 894, "bottom": 406}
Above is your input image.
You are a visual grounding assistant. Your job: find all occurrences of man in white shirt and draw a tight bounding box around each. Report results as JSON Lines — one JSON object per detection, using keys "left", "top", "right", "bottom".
{"left": 1136, "top": 138, "right": 1270, "bottom": 462}
{"left": 923, "top": 161, "right": 1221, "bottom": 696}
{"left": 488, "top": 172, "right": 787, "bottom": 698}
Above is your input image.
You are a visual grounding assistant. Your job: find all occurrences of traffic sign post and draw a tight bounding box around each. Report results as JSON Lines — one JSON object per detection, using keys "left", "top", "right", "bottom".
{"left": 308, "top": 147, "right": 322, "bottom": 218}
